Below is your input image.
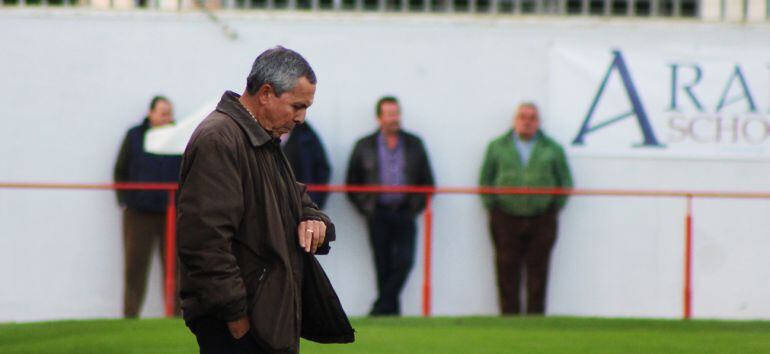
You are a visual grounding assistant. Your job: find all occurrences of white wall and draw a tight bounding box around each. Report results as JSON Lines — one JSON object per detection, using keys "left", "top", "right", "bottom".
{"left": 1, "top": 10, "right": 769, "bottom": 322}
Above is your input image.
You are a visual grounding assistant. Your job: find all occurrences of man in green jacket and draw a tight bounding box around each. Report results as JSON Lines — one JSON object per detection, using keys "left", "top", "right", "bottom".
{"left": 479, "top": 102, "right": 572, "bottom": 315}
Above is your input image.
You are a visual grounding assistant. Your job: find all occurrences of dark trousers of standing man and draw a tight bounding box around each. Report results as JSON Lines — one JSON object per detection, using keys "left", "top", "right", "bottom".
{"left": 187, "top": 316, "right": 265, "bottom": 354}
{"left": 489, "top": 208, "right": 558, "bottom": 315}
{"left": 367, "top": 205, "right": 417, "bottom": 316}
{"left": 122, "top": 208, "right": 180, "bottom": 318}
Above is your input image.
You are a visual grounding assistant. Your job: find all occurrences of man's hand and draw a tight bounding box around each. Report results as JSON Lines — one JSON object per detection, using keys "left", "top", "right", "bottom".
{"left": 227, "top": 316, "right": 250, "bottom": 339}
{"left": 298, "top": 219, "right": 327, "bottom": 254}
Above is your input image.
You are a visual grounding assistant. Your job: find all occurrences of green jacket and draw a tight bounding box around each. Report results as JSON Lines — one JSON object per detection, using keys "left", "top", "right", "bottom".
{"left": 479, "top": 130, "right": 573, "bottom": 216}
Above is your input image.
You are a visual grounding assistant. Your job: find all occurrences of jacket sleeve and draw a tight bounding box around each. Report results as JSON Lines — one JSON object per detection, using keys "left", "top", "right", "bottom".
{"left": 298, "top": 182, "right": 336, "bottom": 255}
{"left": 478, "top": 141, "right": 497, "bottom": 210}
{"left": 310, "top": 132, "right": 332, "bottom": 209}
{"left": 411, "top": 138, "right": 435, "bottom": 215}
{"left": 417, "top": 139, "right": 435, "bottom": 188}
{"left": 176, "top": 133, "right": 247, "bottom": 322}
{"left": 345, "top": 141, "right": 368, "bottom": 216}
{"left": 552, "top": 145, "right": 573, "bottom": 211}
{"left": 113, "top": 131, "right": 131, "bottom": 206}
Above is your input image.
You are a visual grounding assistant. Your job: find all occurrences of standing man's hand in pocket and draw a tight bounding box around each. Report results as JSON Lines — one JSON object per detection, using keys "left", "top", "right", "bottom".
{"left": 227, "top": 316, "right": 250, "bottom": 339}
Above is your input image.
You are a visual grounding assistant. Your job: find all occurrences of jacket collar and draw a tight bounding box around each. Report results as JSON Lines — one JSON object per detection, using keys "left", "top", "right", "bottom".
{"left": 369, "top": 129, "right": 413, "bottom": 150}
{"left": 371, "top": 128, "right": 406, "bottom": 140}
{"left": 508, "top": 129, "right": 543, "bottom": 142}
{"left": 216, "top": 91, "right": 273, "bottom": 147}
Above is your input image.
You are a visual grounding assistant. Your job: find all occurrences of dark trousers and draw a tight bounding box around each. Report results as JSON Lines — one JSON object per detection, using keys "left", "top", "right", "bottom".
{"left": 367, "top": 206, "right": 416, "bottom": 315}
{"left": 122, "top": 208, "right": 179, "bottom": 318}
{"left": 187, "top": 316, "right": 265, "bottom": 354}
{"left": 489, "top": 208, "right": 558, "bottom": 315}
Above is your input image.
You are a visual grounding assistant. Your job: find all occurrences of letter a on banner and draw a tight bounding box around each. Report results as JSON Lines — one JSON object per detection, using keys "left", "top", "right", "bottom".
{"left": 572, "top": 50, "right": 663, "bottom": 147}
{"left": 716, "top": 65, "right": 757, "bottom": 113}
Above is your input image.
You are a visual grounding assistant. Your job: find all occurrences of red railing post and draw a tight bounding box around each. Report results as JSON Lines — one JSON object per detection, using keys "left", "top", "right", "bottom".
{"left": 683, "top": 194, "right": 693, "bottom": 320}
{"left": 422, "top": 194, "right": 433, "bottom": 317}
{"left": 164, "top": 189, "right": 177, "bottom": 317}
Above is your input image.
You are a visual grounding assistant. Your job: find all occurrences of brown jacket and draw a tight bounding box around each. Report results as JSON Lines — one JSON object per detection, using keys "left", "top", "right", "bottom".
{"left": 177, "top": 91, "right": 353, "bottom": 353}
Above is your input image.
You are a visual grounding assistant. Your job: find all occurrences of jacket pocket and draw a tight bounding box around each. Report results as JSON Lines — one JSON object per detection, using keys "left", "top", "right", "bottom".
{"left": 247, "top": 267, "right": 296, "bottom": 352}
{"left": 246, "top": 267, "right": 269, "bottom": 298}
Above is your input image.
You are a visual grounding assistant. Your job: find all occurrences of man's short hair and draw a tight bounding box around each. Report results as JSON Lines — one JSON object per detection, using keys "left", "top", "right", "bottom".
{"left": 375, "top": 96, "right": 399, "bottom": 117}
{"left": 518, "top": 101, "right": 539, "bottom": 113}
{"left": 246, "top": 46, "right": 317, "bottom": 96}
{"left": 149, "top": 95, "right": 169, "bottom": 111}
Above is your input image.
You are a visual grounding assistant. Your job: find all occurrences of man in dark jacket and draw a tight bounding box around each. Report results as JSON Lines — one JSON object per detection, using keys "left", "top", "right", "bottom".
{"left": 177, "top": 46, "right": 353, "bottom": 354}
{"left": 281, "top": 122, "right": 331, "bottom": 208}
{"left": 114, "top": 95, "right": 182, "bottom": 318}
{"left": 346, "top": 96, "right": 435, "bottom": 316}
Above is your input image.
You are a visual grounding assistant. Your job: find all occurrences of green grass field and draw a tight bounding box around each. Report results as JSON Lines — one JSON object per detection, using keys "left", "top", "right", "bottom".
{"left": 1, "top": 316, "right": 769, "bottom": 354}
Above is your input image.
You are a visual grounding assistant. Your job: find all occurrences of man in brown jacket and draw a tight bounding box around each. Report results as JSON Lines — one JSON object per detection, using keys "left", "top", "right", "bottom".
{"left": 177, "top": 47, "right": 353, "bottom": 354}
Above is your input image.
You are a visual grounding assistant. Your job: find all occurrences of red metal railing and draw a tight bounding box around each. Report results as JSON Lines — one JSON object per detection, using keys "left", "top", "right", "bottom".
{"left": 4, "top": 182, "right": 770, "bottom": 319}
{"left": 0, "top": 182, "right": 179, "bottom": 315}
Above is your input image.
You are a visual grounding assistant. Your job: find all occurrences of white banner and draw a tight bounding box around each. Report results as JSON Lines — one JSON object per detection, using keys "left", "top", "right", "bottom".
{"left": 547, "top": 45, "right": 770, "bottom": 159}
{"left": 144, "top": 99, "right": 218, "bottom": 155}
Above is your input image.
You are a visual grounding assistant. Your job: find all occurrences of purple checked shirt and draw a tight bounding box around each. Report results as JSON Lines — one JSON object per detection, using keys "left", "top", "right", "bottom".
{"left": 377, "top": 133, "right": 406, "bottom": 206}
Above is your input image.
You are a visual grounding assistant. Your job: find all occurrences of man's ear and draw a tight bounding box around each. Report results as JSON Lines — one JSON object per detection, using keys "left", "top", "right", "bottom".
{"left": 257, "top": 84, "right": 274, "bottom": 105}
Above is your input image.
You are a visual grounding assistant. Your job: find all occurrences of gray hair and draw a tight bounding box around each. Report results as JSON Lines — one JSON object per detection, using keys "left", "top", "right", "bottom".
{"left": 517, "top": 101, "right": 539, "bottom": 112}
{"left": 246, "top": 46, "right": 317, "bottom": 96}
